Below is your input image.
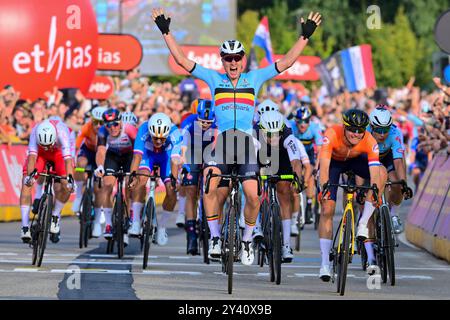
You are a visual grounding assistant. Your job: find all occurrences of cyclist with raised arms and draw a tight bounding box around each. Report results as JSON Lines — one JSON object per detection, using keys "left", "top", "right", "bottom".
{"left": 290, "top": 105, "right": 323, "bottom": 225}
{"left": 153, "top": 7, "right": 321, "bottom": 265}
{"left": 180, "top": 100, "right": 217, "bottom": 255}
{"left": 318, "top": 109, "right": 387, "bottom": 281}
{"left": 94, "top": 108, "right": 138, "bottom": 239}
{"left": 255, "top": 111, "right": 311, "bottom": 262}
{"left": 72, "top": 107, "right": 107, "bottom": 236}
{"left": 20, "top": 120, "right": 75, "bottom": 243}
{"left": 127, "top": 113, "right": 182, "bottom": 246}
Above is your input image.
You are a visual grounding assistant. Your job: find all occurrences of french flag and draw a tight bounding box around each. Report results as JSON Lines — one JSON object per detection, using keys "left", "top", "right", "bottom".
{"left": 252, "top": 16, "right": 274, "bottom": 64}
{"left": 340, "top": 44, "right": 376, "bottom": 92}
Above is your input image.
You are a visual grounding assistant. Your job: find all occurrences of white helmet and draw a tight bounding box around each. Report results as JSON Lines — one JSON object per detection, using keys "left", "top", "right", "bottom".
{"left": 259, "top": 111, "right": 285, "bottom": 133}
{"left": 257, "top": 99, "right": 280, "bottom": 116}
{"left": 369, "top": 107, "right": 393, "bottom": 127}
{"left": 37, "top": 120, "right": 57, "bottom": 146}
{"left": 148, "top": 113, "right": 172, "bottom": 138}
{"left": 220, "top": 40, "right": 245, "bottom": 56}
{"left": 121, "top": 111, "right": 138, "bottom": 126}
{"left": 91, "top": 107, "right": 107, "bottom": 121}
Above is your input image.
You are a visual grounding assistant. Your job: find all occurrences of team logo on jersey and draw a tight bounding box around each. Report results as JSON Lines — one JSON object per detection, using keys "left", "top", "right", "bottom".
{"left": 397, "top": 148, "right": 405, "bottom": 155}
{"left": 222, "top": 79, "right": 229, "bottom": 84}
{"left": 323, "top": 137, "right": 330, "bottom": 145}
{"left": 372, "top": 144, "right": 379, "bottom": 153}
{"left": 241, "top": 79, "right": 250, "bottom": 87}
{"left": 287, "top": 139, "right": 298, "bottom": 153}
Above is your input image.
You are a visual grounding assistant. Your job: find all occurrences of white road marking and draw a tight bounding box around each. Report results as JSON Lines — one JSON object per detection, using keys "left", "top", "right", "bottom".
{"left": 0, "top": 253, "right": 18, "bottom": 256}
{"left": 1, "top": 258, "right": 449, "bottom": 272}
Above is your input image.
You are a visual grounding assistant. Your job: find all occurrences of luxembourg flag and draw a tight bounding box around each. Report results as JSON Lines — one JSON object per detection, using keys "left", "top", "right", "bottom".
{"left": 340, "top": 44, "right": 377, "bottom": 92}
{"left": 252, "top": 16, "right": 274, "bottom": 64}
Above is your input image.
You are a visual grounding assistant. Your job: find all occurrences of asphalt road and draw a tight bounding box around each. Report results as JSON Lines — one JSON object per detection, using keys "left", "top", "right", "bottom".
{"left": 0, "top": 198, "right": 449, "bottom": 300}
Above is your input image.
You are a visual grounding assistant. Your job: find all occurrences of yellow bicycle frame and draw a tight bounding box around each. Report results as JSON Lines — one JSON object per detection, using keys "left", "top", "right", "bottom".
{"left": 337, "top": 192, "right": 356, "bottom": 256}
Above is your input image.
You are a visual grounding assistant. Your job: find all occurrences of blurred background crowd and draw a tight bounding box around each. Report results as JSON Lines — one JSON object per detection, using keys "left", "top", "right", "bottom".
{"left": 1, "top": 66, "right": 450, "bottom": 166}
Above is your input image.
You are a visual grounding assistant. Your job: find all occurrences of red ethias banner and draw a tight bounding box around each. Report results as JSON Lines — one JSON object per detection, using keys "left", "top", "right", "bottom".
{"left": 260, "top": 55, "right": 321, "bottom": 81}
{"left": 0, "top": 145, "right": 28, "bottom": 206}
{"left": 194, "top": 79, "right": 212, "bottom": 100}
{"left": 97, "top": 33, "right": 143, "bottom": 71}
{"left": 168, "top": 45, "right": 225, "bottom": 75}
{"left": 0, "top": 0, "right": 98, "bottom": 100}
{"left": 84, "top": 75, "right": 114, "bottom": 100}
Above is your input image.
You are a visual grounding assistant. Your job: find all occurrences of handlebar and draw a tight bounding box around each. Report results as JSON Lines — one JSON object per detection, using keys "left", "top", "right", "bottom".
{"left": 322, "top": 181, "right": 379, "bottom": 202}
{"left": 204, "top": 169, "right": 261, "bottom": 196}
{"left": 29, "top": 168, "right": 67, "bottom": 182}
{"left": 260, "top": 173, "right": 305, "bottom": 193}
{"left": 386, "top": 180, "right": 414, "bottom": 200}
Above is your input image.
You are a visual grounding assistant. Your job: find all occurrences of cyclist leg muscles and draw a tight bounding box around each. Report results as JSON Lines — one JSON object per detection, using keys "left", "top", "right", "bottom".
{"left": 387, "top": 170, "right": 403, "bottom": 206}
{"left": 276, "top": 181, "right": 292, "bottom": 220}
{"left": 185, "top": 185, "right": 198, "bottom": 221}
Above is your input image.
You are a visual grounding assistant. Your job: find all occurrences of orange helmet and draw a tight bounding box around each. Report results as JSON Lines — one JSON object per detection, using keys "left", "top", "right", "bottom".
{"left": 190, "top": 99, "right": 203, "bottom": 114}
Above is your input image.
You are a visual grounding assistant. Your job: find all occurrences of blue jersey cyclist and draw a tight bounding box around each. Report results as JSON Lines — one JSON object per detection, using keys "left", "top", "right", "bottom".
{"left": 290, "top": 105, "right": 323, "bottom": 224}
{"left": 127, "top": 113, "right": 182, "bottom": 246}
{"left": 367, "top": 106, "right": 413, "bottom": 235}
{"left": 153, "top": 7, "right": 322, "bottom": 266}
{"left": 179, "top": 100, "right": 218, "bottom": 255}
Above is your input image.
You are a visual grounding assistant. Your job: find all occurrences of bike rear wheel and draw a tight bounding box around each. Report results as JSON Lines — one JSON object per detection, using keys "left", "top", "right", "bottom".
{"left": 79, "top": 192, "right": 92, "bottom": 248}
{"left": 114, "top": 194, "right": 124, "bottom": 259}
{"left": 271, "top": 204, "right": 282, "bottom": 285}
{"left": 37, "top": 194, "right": 53, "bottom": 267}
{"left": 337, "top": 209, "right": 352, "bottom": 296}
{"left": 227, "top": 205, "right": 236, "bottom": 294}
{"left": 31, "top": 196, "right": 44, "bottom": 265}
{"left": 143, "top": 198, "right": 155, "bottom": 269}
{"left": 199, "top": 199, "right": 210, "bottom": 264}
{"left": 382, "top": 206, "right": 396, "bottom": 286}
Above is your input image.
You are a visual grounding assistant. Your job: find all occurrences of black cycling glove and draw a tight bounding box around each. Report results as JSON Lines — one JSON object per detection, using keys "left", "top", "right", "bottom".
{"left": 301, "top": 19, "right": 318, "bottom": 39}
{"left": 155, "top": 14, "right": 171, "bottom": 35}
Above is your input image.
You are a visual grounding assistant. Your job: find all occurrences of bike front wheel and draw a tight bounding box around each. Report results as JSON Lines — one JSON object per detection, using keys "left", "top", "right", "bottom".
{"left": 336, "top": 209, "right": 352, "bottom": 296}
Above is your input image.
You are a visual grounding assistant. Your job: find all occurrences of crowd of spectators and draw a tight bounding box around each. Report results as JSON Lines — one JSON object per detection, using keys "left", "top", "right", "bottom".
{"left": 1, "top": 66, "right": 450, "bottom": 163}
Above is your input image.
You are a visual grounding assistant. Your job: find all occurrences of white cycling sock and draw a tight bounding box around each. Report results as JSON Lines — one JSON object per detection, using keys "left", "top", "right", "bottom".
{"left": 364, "top": 240, "right": 375, "bottom": 263}
{"left": 359, "top": 201, "right": 376, "bottom": 225}
{"left": 390, "top": 205, "right": 397, "bottom": 217}
{"left": 320, "top": 238, "right": 332, "bottom": 267}
{"left": 207, "top": 217, "right": 220, "bottom": 238}
{"left": 75, "top": 181, "right": 84, "bottom": 199}
{"left": 243, "top": 224, "right": 255, "bottom": 242}
{"left": 21, "top": 205, "right": 31, "bottom": 227}
{"left": 291, "top": 211, "right": 298, "bottom": 224}
{"left": 94, "top": 207, "right": 102, "bottom": 224}
{"left": 103, "top": 208, "right": 112, "bottom": 226}
{"left": 35, "top": 183, "right": 43, "bottom": 199}
{"left": 159, "top": 210, "right": 172, "bottom": 229}
{"left": 282, "top": 219, "right": 291, "bottom": 246}
{"left": 178, "top": 196, "right": 186, "bottom": 215}
{"left": 52, "top": 199, "right": 65, "bottom": 218}
{"left": 131, "top": 202, "right": 144, "bottom": 223}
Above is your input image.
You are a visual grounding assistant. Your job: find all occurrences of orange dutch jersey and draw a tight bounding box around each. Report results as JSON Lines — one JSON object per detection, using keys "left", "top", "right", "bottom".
{"left": 320, "top": 125, "right": 381, "bottom": 166}
{"left": 76, "top": 121, "right": 97, "bottom": 151}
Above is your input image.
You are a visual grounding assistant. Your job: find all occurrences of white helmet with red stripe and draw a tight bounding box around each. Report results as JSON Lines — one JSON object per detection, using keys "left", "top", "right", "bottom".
{"left": 37, "top": 120, "right": 57, "bottom": 146}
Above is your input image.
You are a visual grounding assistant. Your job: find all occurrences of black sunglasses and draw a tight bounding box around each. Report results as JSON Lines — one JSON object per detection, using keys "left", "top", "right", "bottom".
{"left": 371, "top": 125, "right": 390, "bottom": 134}
{"left": 223, "top": 55, "right": 243, "bottom": 63}
{"left": 345, "top": 126, "right": 365, "bottom": 134}
{"left": 106, "top": 121, "right": 120, "bottom": 128}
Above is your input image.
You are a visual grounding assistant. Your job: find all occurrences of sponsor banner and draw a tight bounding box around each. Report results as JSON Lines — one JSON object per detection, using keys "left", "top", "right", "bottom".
{"left": 0, "top": 0, "right": 98, "bottom": 100}
{"left": 194, "top": 79, "right": 212, "bottom": 100}
{"left": 84, "top": 75, "right": 115, "bottom": 100}
{"left": 260, "top": 55, "right": 321, "bottom": 81}
{"left": 407, "top": 154, "right": 450, "bottom": 240}
{"left": 97, "top": 33, "right": 143, "bottom": 71}
{"left": 0, "top": 145, "right": 28, "bottom": 205}
{"left": 168, "top": 45, "right": 225, "bottom": 75}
